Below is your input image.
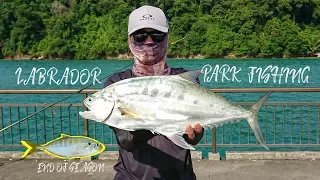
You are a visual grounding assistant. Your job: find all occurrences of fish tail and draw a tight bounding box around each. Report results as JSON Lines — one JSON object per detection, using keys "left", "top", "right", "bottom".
{"left": 20, "top": 140, "right": 39, "bottom": 159}
{"left": 247, "top": 91, "right": 272, "bottom": 150}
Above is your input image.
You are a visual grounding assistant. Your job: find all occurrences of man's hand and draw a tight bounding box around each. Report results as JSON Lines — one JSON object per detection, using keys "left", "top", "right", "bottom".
{"left": 185, "top": 123, "right": 203, "bottom": 140}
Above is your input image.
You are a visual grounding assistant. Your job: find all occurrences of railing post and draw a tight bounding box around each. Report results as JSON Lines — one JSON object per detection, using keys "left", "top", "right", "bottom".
{"left": 212, "top": 127, "right": 216, "bottom": 154}
{"left": 83, "top": 93, "right": 89, "bottom": 137}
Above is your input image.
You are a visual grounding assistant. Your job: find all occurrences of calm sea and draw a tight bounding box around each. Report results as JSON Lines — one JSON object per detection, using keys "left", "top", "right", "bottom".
{"left": 0, "top": 58, "right": 319, "bottom": 158}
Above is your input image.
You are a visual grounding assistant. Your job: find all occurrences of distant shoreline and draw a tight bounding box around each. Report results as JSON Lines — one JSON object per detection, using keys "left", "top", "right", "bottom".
{"left": 1, "top": 53, "right": 320, "bottom": 60}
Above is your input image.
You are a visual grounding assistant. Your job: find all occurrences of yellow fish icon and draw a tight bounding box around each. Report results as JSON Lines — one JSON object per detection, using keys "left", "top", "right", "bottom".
{"left": 20, "top": 134, "right": 105, "bottom": 159}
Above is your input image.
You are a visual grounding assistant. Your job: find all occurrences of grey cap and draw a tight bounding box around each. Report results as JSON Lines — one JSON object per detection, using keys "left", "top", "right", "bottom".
{"left": 128, "top": 5, "right": 168, "bottom": 35}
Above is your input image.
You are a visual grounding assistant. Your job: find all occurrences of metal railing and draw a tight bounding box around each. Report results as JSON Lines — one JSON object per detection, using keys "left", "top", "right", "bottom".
{"left": 0, "top": 88, "right": 320, "bottom": 154}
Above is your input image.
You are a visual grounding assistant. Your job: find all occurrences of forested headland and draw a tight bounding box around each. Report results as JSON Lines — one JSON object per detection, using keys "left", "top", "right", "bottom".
{"left": 1, "top": 0, "right": 320, "bottom": 60}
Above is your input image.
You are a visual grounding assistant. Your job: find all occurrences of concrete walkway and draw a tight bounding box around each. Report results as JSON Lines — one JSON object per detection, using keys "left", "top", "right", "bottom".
{"left": 0, "top": 159, "right": 319, "bottom": 180}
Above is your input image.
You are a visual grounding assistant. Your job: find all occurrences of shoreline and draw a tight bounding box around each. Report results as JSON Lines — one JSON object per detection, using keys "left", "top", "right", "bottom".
{"left": 1, "top": 53, "right": 320, "bottom": 60}
{"left": 2, "top": 57, "right": 320, "bottom": 61}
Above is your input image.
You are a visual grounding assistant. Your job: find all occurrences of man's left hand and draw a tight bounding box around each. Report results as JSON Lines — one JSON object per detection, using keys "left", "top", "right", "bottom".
{"left": 185, "top": 123, "right": 203, "bottom": 140}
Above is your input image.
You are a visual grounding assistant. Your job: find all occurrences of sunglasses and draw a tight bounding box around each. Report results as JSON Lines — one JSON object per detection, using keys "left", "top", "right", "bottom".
{"left": 131, "top": 30, "right": 167, "bottom": 43}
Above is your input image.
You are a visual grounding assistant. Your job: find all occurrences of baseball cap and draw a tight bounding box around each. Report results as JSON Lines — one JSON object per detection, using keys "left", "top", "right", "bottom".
{"left": 128, "top": 5, "right": 169, "bottom": 35}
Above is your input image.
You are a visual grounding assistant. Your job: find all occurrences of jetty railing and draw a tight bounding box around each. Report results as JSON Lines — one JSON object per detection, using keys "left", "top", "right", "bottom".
{"left": 0, "top": 88, "right": 320, "bottom": 154}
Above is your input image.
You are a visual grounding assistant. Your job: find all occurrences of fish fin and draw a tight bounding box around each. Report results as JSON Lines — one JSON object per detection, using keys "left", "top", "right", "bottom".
{"left": 251, "top": 91, "right": 272, "bottom": 111}
{"left": 60, "top": 134, "right": 71, "bottom": 138}
{"left": 20, "top": 140, "right": 38, "bottom": 159}
{"left": 162, "top": 132, "right": 195, "bottom": 150}
{"left": 118, "top": 107, "right": 142, "bottom": 120}
{"left": 204, "top": 124, "right": 215, "bottom": 129}
{"left": 79, "top": 111, "right": 107, "bottom": 122}
{"left": 177, "top": 70, "right": 202, "bottom": 84}
{"left": 248, "top": 91, "right": 272, "bottom": 150}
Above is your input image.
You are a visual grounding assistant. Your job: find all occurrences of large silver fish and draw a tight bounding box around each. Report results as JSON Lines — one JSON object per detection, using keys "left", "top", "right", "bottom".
{"left": 79, "top": 70, "right": 271, "bottom": 150}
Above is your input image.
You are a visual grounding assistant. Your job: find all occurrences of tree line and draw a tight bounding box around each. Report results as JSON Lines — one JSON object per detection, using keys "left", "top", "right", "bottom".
{"left": 1, "top": 0, "right": 320, "bottom": 60}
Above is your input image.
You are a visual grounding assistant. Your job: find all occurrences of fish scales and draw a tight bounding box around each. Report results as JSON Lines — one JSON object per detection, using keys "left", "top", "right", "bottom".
{"left": 45, "top": 137, "right": 83, "bottom": 156}
{"left": 80, "top": 70, "right": 271, "bottom": 150}
{"left": 111, "top": 76, "right": 247, "bottom": 125}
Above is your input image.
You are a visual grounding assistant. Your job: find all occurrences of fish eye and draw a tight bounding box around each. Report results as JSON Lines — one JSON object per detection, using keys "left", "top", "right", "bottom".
{"left": 88, "top": 98, "right": 92, "bottom": 101}
{"left": 88, "top": 142, "right": 91, "bottom": 145}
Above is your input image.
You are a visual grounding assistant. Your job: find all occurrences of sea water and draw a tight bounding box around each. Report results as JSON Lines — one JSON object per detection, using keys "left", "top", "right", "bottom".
{"left": 0, "top": 58, "right": 319, "bottom": 158}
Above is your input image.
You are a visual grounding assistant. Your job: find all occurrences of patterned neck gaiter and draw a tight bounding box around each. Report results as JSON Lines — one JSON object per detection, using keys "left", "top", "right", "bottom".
{"left": 129, "top": 35, "right": 171, "bottom": 76}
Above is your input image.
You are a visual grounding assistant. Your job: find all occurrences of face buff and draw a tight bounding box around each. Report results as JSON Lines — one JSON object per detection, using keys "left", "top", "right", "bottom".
{"left": 129, "top": 35, "right": 171, "bottom": 76}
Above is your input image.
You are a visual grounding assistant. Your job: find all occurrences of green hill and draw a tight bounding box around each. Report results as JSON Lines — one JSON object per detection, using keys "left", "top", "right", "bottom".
{"left": 1, "top": 0, "right": 320, "bottom": 59}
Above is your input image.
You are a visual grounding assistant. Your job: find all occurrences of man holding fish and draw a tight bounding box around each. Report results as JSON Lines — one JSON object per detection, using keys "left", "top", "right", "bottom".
{"left": 103, "top": 5, "right": 204, "bottom": 180}
{"left": 80, "top": 4, "right": 270, "bottom": 180}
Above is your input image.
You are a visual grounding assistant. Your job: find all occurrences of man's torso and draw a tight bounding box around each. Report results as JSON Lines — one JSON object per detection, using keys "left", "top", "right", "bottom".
{"left": 103, "top": 68, "right": 197, "bottom": 180}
